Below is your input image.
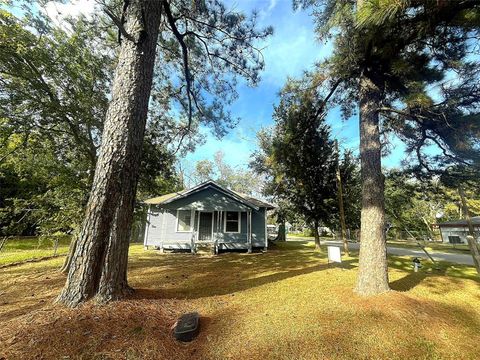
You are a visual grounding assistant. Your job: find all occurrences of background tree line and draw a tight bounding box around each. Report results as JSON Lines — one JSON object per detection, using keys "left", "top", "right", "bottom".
{"left": 0, "top": 7, "right": 186, "bottom": 237}
{"left": 1, "top": 0, "right": 479, "bottom": 305}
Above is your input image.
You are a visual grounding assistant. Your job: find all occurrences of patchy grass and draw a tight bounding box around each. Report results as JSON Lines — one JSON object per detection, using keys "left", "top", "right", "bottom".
{"left": 0, "top": 236, "right": 71, "bottom": 266}
{"left": 1, "top": 241, "right": 479, "bottom": 360}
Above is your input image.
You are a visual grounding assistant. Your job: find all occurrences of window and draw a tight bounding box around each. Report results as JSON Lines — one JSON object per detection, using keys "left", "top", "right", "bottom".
{"left": 176, "top": 210, "right": 192, "bottom": 232}
{"left": 224, "top": 211, "right": 240, "bottom": 233}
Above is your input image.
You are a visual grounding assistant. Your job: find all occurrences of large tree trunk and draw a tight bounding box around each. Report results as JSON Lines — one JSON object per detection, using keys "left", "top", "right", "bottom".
{"left": 355, "top": 70, "right": 390, "bottom": 296}
{"left": 57, "top": 0, "right": 162, "bottom": 307}
{"left": 313, "top": 220, "right": 321, "bottom": 251}
{"left": 276, "top": 218, "right": 286, "bottom": 241}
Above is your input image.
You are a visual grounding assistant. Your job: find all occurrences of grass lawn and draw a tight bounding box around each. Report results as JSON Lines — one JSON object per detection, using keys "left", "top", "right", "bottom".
{"left": 1, "top": 241, "right": 479, "bottom": 359}
{"left": 0, "top": 236, "right": 71, "bottom": 266}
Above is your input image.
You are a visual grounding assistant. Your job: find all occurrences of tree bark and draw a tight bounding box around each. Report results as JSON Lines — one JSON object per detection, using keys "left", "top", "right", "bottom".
{"left": 60, "top": 234, "right": 77, "bottom": 274}
{"left": 313, "top": 220, "right": 321, "bottom": 251}
{"left": 458, "top": 186, "right": 480, "bottom": 274}
{"left": 57, "top": 0, "right": 162, "bottom": 307}
{"left": 355, "top": 70, "right": 390, "bottom": 296}
{"left": 276, "top": 219, "right": 286, "bottom": 241}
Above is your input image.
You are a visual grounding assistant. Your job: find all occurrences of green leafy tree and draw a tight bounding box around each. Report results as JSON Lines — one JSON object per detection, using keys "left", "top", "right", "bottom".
{"left": 0, "top": 10, "right": 109, "bottom": 235}
{"left": 0, "top": 9, "right": 179, "bottom": 239}
{"left": 336, "top": 149, "right": 361, "bottom": 232}
{"left": 254, "top": 82, "right": 339, "bottom": 250}
{"left": 250, "top": 128, "right": 296, "bottom": 241}
{"left": 190, "top": 151, "right": 262, "bottom": 195}
{"left": 295, "top": 0, "right": 480, "bottom": 294}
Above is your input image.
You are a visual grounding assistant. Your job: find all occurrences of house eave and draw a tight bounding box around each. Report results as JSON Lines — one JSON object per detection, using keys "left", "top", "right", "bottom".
{"left": 148, "top": 181, "right": 262, "bottom": 211}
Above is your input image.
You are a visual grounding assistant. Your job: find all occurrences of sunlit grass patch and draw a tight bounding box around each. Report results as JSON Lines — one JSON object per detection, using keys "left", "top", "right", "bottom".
{"left": 0, "top": 236, "right": 71, "bottom": 265}
{"left": 1, "top": 241, "right": 479, "bottom": 360}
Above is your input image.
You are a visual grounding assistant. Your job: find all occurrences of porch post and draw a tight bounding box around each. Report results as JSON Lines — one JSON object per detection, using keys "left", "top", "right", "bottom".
{"left": 191, "top": 210, "right": 197, "bottom": 254}
{"left": 160, "top": 208, "right": 166, "bottom": 253}
{"left": 248, "top": 210, "right": 252, "bottom": 253}
{"left": 264, "top": 208, "right": 268, "bottom": 252}
{"left": 217, "top": 210, "right": 222, "bottom": 254}
{"left": 213, "top": 211, "right": 218, "bottom": 255}
{"left": 143, "top": 205, "right": 151, "bottom": 250}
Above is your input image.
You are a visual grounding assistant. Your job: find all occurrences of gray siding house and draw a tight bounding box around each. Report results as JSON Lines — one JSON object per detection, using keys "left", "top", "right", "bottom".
{"left": 437, "top": 216, "right": 480, "bottom": 244}
{"left": 143, "top": 181, "right": 274, "bottom": 253}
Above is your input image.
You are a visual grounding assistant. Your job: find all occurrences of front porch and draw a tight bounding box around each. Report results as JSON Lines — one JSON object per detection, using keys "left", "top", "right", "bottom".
{"left": 187, "top": 210, "right": 255, "bottom": 254}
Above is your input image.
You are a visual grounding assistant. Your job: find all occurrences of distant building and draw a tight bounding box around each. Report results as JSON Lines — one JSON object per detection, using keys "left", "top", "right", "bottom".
{"left": 437, "top": 216, "right": 480, "bottom": 244}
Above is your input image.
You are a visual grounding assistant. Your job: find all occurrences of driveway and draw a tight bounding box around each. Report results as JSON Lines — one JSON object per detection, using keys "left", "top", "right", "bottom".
{"left": 287, "top": 237, "right": 474, "bottom": 266}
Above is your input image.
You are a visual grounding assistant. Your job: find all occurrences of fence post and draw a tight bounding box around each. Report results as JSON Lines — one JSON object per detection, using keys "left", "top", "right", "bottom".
{"left": 53, "top": 236, "right": 59, "bottom": 256}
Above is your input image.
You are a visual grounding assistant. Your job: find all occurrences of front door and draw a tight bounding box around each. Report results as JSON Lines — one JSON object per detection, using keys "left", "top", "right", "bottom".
{"left": 198, "top": 212, "right": 213, "bottom": 242}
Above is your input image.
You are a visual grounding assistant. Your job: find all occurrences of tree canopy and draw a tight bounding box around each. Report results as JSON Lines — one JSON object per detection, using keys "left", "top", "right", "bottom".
{"left": 251, "top": 79, "right": 361, "bottom": 248}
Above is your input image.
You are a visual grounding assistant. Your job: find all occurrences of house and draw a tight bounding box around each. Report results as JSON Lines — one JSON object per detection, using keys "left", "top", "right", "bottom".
{"left": 143, "top": 180, "right": 275, "bottom": 253}
{"left": 437, "top": 216, "right": 480, "bottom": 244}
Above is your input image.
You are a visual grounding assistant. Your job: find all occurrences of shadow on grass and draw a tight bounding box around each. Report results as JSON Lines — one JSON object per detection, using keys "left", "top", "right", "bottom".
{"left": 128, "top": 243, "right": 357, "bottom": 300}
{"left": 390, "top": 271, "right": 428, "bottom": 291}
{"left": 190, "top": 286, "right": 480, "bottom": 360}
{"left": 388, "top": 254, "right": 480, "bottom": 294}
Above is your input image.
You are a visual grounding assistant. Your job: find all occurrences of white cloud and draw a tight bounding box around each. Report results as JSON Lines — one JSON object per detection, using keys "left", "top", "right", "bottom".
{"left": 259, "top": 11, "right": 332, "bottom": 87}
{"left": 267, "top": 0, "right": 278, "bottom": 12}
{"left": 43, "top": 0, "right": 97, "bottom": 28}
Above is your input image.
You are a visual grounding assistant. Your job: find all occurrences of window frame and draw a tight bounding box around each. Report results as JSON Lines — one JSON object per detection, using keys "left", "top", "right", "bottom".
{"left": 224, "top": 211, "right": 241, "bottom": 233}
{"left": 176, "top": 209, "right": 193, "bottom": 233}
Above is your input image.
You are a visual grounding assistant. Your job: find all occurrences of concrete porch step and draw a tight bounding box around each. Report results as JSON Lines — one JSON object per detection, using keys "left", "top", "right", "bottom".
{"left": 195, "top": 242, "right": 216, "bottom": 255}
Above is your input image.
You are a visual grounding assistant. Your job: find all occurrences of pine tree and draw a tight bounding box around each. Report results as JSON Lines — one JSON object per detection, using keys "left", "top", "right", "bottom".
{"left": 252, "top": 81, "right": 339, "bottom": 250}
{"left": 295, "top": 0, "right": 480, "bottom": 294}
{"left": 57, "top": 0, "right": 272, "bottom": 307}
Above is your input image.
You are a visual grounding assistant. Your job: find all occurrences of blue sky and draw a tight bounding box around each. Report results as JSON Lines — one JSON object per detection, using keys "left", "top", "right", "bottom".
{"left": 36, "top": 0, "right": 407, "bottom": 174}
{"left": 181, "top": 0, "right": 406, "bottom": 174}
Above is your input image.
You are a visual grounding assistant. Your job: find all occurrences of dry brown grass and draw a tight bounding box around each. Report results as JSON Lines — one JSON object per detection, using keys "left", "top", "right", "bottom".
{"left": 1, "top": 241, "right": 479, "bottom": 360}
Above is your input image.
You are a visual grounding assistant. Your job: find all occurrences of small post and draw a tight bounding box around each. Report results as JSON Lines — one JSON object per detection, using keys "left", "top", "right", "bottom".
{"left": 248, "top": 210, "right": 252, "bottom": 253}
{"left": 412, "top": 257, "right": 421, "bottom": 272}
{"left": 53, "top": 236, "right": 59, "bottom": 256}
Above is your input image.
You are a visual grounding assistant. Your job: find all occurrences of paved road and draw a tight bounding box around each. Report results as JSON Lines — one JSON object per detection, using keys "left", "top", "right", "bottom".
{"left": 287, "top": 237, "right": 474, "bottom": 266}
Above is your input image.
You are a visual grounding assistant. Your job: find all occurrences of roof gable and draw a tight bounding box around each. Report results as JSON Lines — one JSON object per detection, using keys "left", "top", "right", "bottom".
{"left": 144, "top": 180, "right": 275, "bottom": 210}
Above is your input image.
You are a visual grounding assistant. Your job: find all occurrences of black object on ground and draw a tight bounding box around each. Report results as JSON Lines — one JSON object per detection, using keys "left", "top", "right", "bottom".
{"left": 174, "top": 312, "right": 200, "bottom": 342}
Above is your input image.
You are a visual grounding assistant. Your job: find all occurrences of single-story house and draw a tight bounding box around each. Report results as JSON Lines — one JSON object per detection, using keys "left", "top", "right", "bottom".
{"left": 437, "top": 216, "right": 480, "bottom": 244}
{"left": 143, "top": 180, "right": 275, "bottom": 253}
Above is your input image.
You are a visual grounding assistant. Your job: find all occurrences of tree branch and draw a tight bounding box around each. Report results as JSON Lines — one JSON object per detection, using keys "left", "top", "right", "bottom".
{"left": 103, "top": 4, "right": 137, "bottom": 44}
{"left": 163, "top": 0, "right": 193, "bottom": 129}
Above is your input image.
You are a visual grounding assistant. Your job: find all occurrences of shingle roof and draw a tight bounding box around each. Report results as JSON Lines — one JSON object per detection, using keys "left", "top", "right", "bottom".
{"left": 437, "top": 216, "right": 480, "bottom": 227}
{"left": 144, "top": 180, "right": 275, "bottom": 209}
{"left": 144, "top": 192, "right": 184, "bottom": 205}
{"left": 230, "top": 190, "right": 275, "bottom": 209}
